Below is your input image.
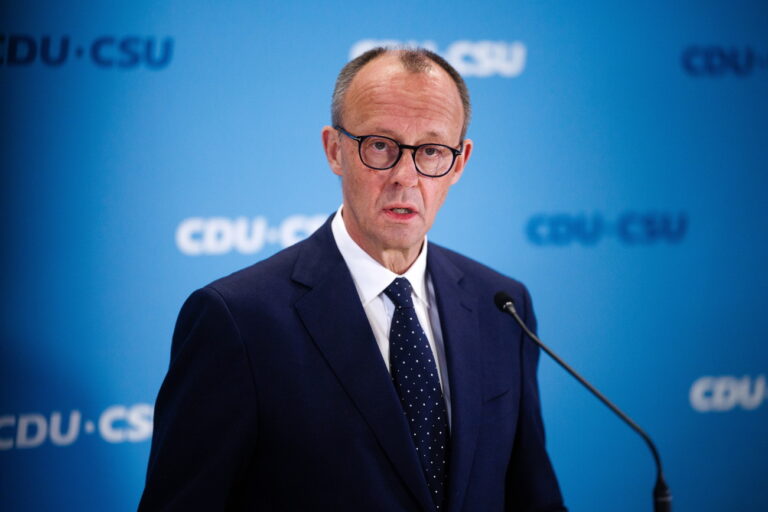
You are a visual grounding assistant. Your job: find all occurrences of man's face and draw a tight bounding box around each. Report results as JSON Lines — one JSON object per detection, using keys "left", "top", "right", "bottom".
{"left": 322, "top": 54, "right": 473, "bottom": 268}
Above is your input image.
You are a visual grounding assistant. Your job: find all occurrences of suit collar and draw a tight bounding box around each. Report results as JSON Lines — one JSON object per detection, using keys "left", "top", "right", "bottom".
{"left": 292, "top": 218, "right": 483, "bottom": 512}
{"left": 427, "top": 246, "right": 483, "bottom": 512}
{"left": 292, "top": 215, "right": 436, "bottom": 511}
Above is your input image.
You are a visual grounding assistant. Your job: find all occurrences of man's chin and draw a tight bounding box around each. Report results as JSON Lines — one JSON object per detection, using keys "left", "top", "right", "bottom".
{"left": 378, "top": 231, "right": 427, "bottom": 256}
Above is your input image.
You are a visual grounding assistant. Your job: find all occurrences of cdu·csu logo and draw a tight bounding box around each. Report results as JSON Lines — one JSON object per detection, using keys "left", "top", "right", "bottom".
{"left": 682, "top": 46, "right": 768, "bottom": 77}
{"left": 0, "top": 403, "right": 152, "bottom": 450}
{"left": 0, "top": 34, "right": 173, "bottom": 69}
{"left": 350, "top": 39, "right": 526, "bottom": 78}
{"left": 176, "top": 214, "right": 327, "bottom": 256}
{"left": 690, "top": 375, "right": 766, "bottom": 412}
{"left": 526, "top": 211, "right": 687, "bottom": 246}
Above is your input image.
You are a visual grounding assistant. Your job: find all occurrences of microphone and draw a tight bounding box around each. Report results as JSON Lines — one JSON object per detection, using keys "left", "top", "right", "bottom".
{"left": 494, "top": 292, "right": 672, "bottom": 512}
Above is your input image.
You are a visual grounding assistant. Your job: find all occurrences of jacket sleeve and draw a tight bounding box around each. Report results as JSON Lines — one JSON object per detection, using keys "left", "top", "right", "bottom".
{"left": 505, "top": 285, "right": 567, "bottom": 512}
{"left": 139, "top": 287, "right": 259, "bottom": 510}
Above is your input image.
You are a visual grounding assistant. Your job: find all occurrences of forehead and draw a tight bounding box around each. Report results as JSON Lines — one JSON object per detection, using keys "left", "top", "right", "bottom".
{"left": 343, "top": 54, "right": 464, "bottom": 142}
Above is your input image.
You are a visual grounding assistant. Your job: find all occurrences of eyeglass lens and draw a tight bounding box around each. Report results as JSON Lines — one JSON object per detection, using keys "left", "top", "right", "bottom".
{"left": 360, "top": 136, "right": 453, "bottom": 176}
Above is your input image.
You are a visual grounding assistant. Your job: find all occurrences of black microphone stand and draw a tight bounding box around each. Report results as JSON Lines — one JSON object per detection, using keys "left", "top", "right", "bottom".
{"left": 494, "top": 293, "right": 672, "bottom": 512}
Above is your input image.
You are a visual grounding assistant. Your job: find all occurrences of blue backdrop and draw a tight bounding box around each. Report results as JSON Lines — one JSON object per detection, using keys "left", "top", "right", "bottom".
{"left": 2, "top": 1, "right": 767, "bottom": 510}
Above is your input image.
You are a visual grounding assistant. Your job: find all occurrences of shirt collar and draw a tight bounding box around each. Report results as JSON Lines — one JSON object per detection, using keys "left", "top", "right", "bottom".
{"left": 331, "top": 205, "right": 429, "bottom": 307}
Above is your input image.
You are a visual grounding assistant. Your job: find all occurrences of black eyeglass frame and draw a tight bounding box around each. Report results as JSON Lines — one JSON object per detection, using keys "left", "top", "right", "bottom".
{"left": 334, "top": 125, "right": 463, "bottom": 178}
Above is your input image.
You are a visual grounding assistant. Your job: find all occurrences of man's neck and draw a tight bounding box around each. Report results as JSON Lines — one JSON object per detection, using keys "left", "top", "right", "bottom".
{"left": 339, "top": 208, "right": 424, "bottom": 275}
{"left": 375, "top": 246, "right": 422, "bottom": 275}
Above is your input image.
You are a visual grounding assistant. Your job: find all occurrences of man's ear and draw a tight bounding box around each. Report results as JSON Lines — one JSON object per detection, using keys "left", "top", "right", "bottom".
{"left": 449, "top": 138, "right": 473, "bottom": 185}
{"left": 321, "top": 126, "right": 344, "bottom": 176}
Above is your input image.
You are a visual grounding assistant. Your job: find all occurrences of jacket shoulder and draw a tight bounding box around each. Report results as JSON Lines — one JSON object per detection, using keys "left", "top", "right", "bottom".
{"left": 190, "top": 214, "right": 339, "bottom": 316}
{"left": 208, "top": 242, "right": 302, "bottom": 295}
{"left": 429, "top": 243, "right": 527, "bottom": 293}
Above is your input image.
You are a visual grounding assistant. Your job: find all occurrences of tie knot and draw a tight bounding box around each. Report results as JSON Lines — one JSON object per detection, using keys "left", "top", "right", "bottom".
{"left": 383, "top": 277, "right": 414, "bottom": 309}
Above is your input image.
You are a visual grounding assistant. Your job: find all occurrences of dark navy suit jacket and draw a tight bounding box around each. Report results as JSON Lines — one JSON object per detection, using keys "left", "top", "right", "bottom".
{"left": 139, "top": 215, "right": 565, "bottom": 511}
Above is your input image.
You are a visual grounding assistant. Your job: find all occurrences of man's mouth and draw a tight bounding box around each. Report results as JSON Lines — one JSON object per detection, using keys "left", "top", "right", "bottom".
{"left": 390, "top": 208, "right": 413, "bottom": 214}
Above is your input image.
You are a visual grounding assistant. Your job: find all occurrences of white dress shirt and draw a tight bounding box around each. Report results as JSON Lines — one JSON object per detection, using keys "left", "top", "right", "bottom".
{"left": 331, "top": 206, "right": 452, "bottom": 424}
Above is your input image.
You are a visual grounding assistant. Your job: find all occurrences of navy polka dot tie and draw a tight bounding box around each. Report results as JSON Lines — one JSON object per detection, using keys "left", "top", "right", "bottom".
{"left": 384, "top": 277, "right": 450, "bottom": 510}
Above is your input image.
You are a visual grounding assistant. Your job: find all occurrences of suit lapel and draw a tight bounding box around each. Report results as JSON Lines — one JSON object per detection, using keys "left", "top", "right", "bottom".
{"left": 427, "top": 246, "right": 482, "bottom": 512}
{"left": 292, "top": 219, "right": 435, "bottom": 511}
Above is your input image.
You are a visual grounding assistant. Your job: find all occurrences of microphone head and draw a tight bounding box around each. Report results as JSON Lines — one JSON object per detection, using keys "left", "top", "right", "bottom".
{"left": 494, "top": 291, "right": 515, "bottom": 312}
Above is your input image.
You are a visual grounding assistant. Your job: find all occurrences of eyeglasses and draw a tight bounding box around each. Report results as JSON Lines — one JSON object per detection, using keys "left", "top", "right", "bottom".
{"left": 334, "top": 125, "right": 463, "bottom": 178}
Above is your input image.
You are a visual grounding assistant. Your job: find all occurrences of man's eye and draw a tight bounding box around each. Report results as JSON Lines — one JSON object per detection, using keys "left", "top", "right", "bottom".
{"left": 423, "top": 146, "right": 444, "bottom": 157}
{"left": 372, "top": 141, "right": 389, "bottom": 151}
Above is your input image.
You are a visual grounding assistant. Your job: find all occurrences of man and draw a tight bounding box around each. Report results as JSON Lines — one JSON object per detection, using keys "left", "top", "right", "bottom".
{"left": 140, "top": 47, "right": 566, "bottom": 511}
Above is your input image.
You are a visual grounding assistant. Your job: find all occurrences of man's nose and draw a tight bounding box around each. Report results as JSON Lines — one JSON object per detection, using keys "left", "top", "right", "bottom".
{"left": 389, "top": 150, "right": 420, "bottom": 187}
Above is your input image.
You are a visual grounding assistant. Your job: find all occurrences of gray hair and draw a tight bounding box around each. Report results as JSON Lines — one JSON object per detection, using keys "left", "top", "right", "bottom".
{"left": 330, "top": 47, "right": 472, "bottom": 140}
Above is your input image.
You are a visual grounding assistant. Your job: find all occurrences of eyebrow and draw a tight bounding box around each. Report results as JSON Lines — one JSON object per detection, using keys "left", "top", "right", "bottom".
{"left": 372, "top": 128, "right": 448, "bottom": 143}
